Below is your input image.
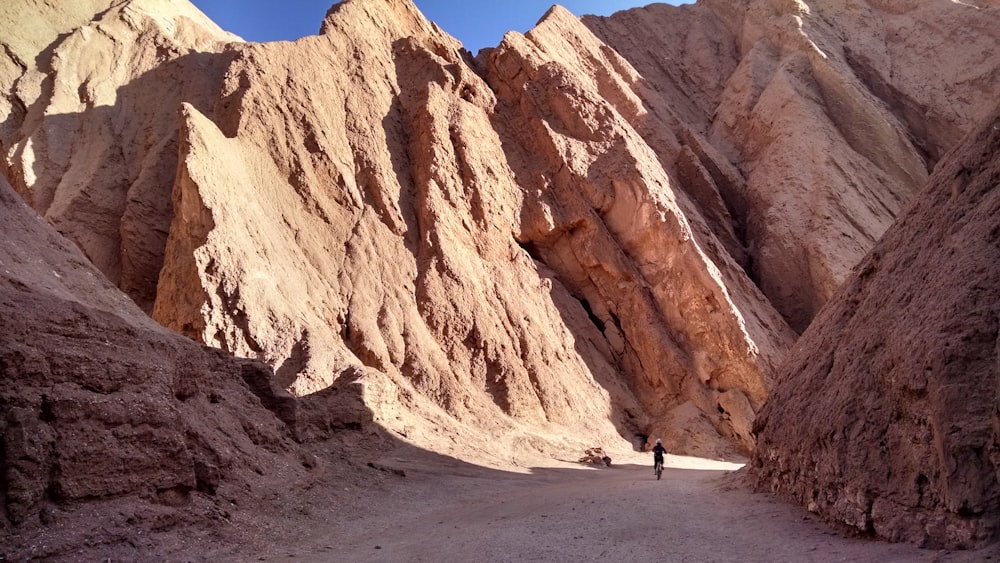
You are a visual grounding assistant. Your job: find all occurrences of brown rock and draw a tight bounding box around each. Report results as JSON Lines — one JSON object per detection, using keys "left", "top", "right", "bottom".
{"left": 0, "top": 3, "right": 997, "bottom": 551}
{"left": 150, "top": 1, "right": 643, "bottom": 460}
{"left": 586, "top": 0, "right": 1000, "bottom": 331}
{"left": 749, "top": 108, "right": 1000, "bottom": 548}
{"left": 145, "top": 0, "right": 802, "bottom": 457}
{"left": 484, "top": 5, "right": 798, "bottom": 453}
{"left": 0, "top": 0, "right": 239, "bottom": 312}
{"left": 0, "top": 173, "right": 297, "bottom": 552}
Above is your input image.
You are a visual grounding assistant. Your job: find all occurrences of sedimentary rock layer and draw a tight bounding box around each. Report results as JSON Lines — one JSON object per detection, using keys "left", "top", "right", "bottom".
{"left": 0, "top": 0, "right": 239, "bottom": 312}
{"left": 132, "top": 0, "right": 804, "bottom": 456}
{"left": 1, "top": 0, "right": 998, "bottom": 475}
{"left": 586, "top": 0, "right": 1000, "bottom": 331}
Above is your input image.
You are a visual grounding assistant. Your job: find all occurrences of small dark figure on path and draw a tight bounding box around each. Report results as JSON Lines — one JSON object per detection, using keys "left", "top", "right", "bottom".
{"left": 652, "top": 438, "right": 666, "bottom": 479}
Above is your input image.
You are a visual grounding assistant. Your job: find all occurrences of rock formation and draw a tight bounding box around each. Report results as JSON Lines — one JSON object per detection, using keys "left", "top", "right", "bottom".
{"left": 0, "top": 0, "right": 239, "bottom": 312}
{"left": 0, "top": 173, "right": 303, "bottom": 557}
{"left": 585, "top": 0, "right": 1000, "bottom": 332}
{"left": 750, "top": 108, "right": 1000, "bottom": 548}
{"left": 1, "top": 0, "right": 999, "bottom": 552}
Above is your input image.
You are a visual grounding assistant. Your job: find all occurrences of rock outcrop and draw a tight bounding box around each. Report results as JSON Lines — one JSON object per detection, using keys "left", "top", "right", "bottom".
{"left": 2, "top": 0, "right": 998, "bottom": 457}
{"left": 140, "top": 0, "right": 807, "bottom": 457}
{"left": 750, "top": 108, "right": 1000, "bottom": 548}
{"left": 484, "top": 5, "right": 795, "bottom": 453}
{"left": 0, "top": 0, "right": 239, "bottom": 312}
{"left": 0, "top": 173, "right": 302, "bottom": 557}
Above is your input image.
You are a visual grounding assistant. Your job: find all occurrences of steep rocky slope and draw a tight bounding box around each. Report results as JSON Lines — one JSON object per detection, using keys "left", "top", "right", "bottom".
{"left": 141, "top": 0, "right": 805, "bottom": 457}
{"left": 0, "top": 173, "right": 305, "bottom": 558}
{"left": 586, "top": 0, "right": 1000, "bottom": 332}
{"left": 750, "top": 108, "right": 1000, "bottom": 548}
{"left": 2, "top": 0, "right": 998, "bottom": 458}
{"left": 0, "top": 0, "right": 239, "bottom": 312}
{"left": 151, "top": 1, "right": 644, "bottom": 459}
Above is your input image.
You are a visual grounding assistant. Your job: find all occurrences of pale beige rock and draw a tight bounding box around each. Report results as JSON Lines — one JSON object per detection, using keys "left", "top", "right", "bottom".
{"left": 1, "top": 0, "right": 239, "bottom": 311}
{"left": 486, "top": 5, "right": 796, "bottom": 452}
{"left": 152, "top": 1, "right": 640, "bottom": 461}
{"left": 149, "top": 0, "right": 800, "bottom": 458}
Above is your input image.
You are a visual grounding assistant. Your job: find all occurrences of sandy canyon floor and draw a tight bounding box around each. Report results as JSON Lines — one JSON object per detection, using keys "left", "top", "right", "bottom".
{"left": 203, "top": 448, "right": 999, "bottom": 563}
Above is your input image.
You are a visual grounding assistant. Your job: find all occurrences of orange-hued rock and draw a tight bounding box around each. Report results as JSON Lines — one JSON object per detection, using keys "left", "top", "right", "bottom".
{"left": 152, "top": 2, "right": 637, "bottom": 459}
{"left": 750, "top": 108, "right": 1000, "bottom": 549}
{"left": 586, "top": 0, "right": 1000, "bottom": 331}
{"left": 484, "top": 5, "right": 796, "bottom": 454}
{"left": 143, "top": 0, "right": 803, "bottom": 458}
{"left": 0, "top": 0, "right": 239, "bottom": 312}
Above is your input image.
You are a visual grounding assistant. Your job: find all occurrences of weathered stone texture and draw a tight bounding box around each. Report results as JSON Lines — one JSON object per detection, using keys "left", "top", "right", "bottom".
{"left": 750, "top": 109, "right": 1000, "bottom": 548}
{"left": 586, "top": 0, "right": 1000, "bottom": 331}
{"left": 0, "top": 174, "right": 298, "bottom": 553}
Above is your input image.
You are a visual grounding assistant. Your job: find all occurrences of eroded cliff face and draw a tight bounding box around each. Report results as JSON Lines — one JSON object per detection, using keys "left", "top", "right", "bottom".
{"left": 140, "top": 0, "right": 806, "bottom": 458}
{"left": 0, "top": 0, "right": 240, "bottom": 312}
{"left": 586, "top": 0, "right": 1000, "bottom": 331}
{"left": 1, "top": 0, "right": 999, "bottom": 548}
{"left": 485, "top": 5, "right": 795, "bottom": 452}
{"left": 749, "top": 108, "right": 1000, "bottom": 549}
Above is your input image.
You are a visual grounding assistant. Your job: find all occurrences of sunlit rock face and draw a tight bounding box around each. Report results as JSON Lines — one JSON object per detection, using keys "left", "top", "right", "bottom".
{"left": 750, "top": 108, "right": 1000, "bottom": 549}
{"left": 586, "top": 0, "right": 1000, "bottom": 332}
{"left": 1, "top": 0, "right": 998, "bottom": 471}
{"left": 482, "top": 5, "right": 795, "bottom": 454}
{"left": 0, "top": 0, "right": 240, "bottom": 312}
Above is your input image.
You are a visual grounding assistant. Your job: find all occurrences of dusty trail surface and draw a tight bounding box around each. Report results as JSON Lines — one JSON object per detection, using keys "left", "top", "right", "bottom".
{"left": 252, "top": 453, "right": 992, "bottom": 563}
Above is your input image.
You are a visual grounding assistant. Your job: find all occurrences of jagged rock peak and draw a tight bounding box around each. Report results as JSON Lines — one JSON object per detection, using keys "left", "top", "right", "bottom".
{"left": 584, "top": 0, "right": 1000, "bottom": 332}
{"left": 320, "top": 0, "right": 464, "bottom": 53}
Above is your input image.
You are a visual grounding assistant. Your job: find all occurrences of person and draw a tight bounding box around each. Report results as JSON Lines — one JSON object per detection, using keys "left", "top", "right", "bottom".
{"left": 652, "top": 438, "right": 666, "bottom": 474}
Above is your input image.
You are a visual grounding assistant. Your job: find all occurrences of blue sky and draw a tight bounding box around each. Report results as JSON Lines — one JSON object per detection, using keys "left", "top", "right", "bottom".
{"left": 190, "top": 1, "right": 691, "bottom": 53}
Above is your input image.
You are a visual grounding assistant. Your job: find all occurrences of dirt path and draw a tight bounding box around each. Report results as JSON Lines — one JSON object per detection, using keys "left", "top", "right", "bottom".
{"left": 252, "top": 453, "right": 992, "bottom": 563}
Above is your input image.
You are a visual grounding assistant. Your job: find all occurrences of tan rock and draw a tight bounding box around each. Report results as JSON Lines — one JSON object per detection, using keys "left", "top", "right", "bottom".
{"left": 486, "top": 5, "right": 796, "bottom": 452}
{"left": 1, "top": 0, "right": 997, "bottom": 492}
{"left": 151, "top": 0, "right": 797, "bottom": 457}
{"left": 152, "top": 0, "right": 640, "bottom": 460}
{"left": 1, "top": 0, "right": 239, "bottom": 311}
{"left": 0, "top": 172, "right": 300, "bottom": 553}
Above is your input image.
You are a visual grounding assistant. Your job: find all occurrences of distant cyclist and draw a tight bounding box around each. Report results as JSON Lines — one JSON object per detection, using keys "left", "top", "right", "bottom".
{"left": 652, "top": 438, "right": 666, "bottom": 476}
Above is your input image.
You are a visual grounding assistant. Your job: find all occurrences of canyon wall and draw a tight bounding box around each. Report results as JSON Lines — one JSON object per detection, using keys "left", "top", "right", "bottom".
{"left": 0, "top": 173, "right": 303, "bottom": 556}
{"left": 586, "top": 0, "right": 1000, "bottom": 332}
{"left": 0, "top": 0, "right": 240, "bottom": 312}
{"left": 750, "top": 108, "right": 1000, "bottom": 549}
